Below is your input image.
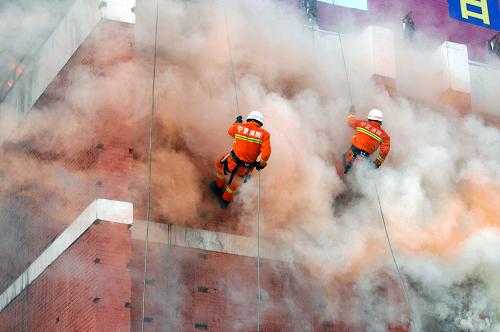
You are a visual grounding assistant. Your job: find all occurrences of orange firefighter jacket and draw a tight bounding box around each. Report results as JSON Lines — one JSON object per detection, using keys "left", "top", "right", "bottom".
{"left": 228, "top": 121, "right": 271, "bottom": 167}
{"left": 348, "top": 112, "right": 390, "bottom": 167}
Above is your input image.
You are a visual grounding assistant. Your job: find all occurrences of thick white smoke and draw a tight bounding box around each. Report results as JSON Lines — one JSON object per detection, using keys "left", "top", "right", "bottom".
{"left": 0, "top": 0, "right": 498, "bottom": 330}
{"left": 142, "top": 0, "right": 500, "bottom": 330}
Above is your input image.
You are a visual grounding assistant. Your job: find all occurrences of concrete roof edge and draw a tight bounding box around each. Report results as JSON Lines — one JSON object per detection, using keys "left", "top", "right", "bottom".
{"left": 131, "top": 220, "right": 291, "bottom": 262}
{"left": 0, "top": 199, "right": 133, "bottom": 313}
{"left": 0, "top": 0, "right": 102, "bottom": 140}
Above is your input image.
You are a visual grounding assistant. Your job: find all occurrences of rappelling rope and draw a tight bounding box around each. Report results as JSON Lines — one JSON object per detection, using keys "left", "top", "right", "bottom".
{"left": 310, "top": 8, "right": 353, "bottom": 106}
{"left": 375, "top": 183, "right": 415, "bottom": 331}
{"left": 319, "top": 4, "right": 353, "bottom": 106}
{"left": 337, "top": 31, "right": 353, "bottom": 106}
{"left": 328, "top": 7, "right": 414, "bottom": 330}
{"left": 221, "top": 3, "right": 262, "bottom": 331}
{"left": 140, "top": 0, "right": 160, "bottom": 330}
{"left": 256, "top": 172, "right": 262, "bottom": 331}
{"left": 223, "top": 6, "right": 241, "bottom": 115}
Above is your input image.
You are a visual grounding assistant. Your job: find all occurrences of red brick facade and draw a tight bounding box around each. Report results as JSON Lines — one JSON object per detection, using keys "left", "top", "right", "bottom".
{"left": 132, "top": 244, "right": 410, "bottom": 332}
{"left": 0, "top": 19, "right": 136, "bottom": 296}
{"left": 0, "top": 10, "right": 415, "bottom": 332}
{"left": 0, "top": 221, "right": 132, "bottom": 331}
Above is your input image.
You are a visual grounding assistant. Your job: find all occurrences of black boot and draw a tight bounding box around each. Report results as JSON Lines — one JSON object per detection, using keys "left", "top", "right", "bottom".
{"left": 219, "top": 199, "right": 230, "bottom": 209}
{"left": 210, "top": 181, "right": 223, "bottom": 197}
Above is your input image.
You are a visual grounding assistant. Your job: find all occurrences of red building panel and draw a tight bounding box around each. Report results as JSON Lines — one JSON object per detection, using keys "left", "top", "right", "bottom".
{"left": 0, "top": 20, "right": 136, "bottom": 295}
{"left": 0, "top": 221, "right": 132, "bottom": 331}
{"left": 132, "top": 244, "right": 410, "bottom": 331}
{"left": 315, "top": 0, "right": 496, "bottom": 61}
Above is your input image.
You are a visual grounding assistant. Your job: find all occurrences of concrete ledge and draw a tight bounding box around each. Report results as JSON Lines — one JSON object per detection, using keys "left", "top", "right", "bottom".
{"left": 470, "top": 61, "right": 500, "bottom": 117}
{"left": 96, "top": 199, "right": 133, "bottom": 224}
{"left": 1, "top": 0, "right": 101, "bottom": 139}
{"left": 131, "top": 220, "right": 290, "bottom": 261}
{"left": 361, "top": 26, "right": 396, "bottom": 79}
{"left": 434, "top": 41, "right": 471, "bottom": 93}
{"left": 100, "top": 0, "right": 136, "bottom": 24}
{"left": 0, "top": 199, "right": 133, "bottom": 312}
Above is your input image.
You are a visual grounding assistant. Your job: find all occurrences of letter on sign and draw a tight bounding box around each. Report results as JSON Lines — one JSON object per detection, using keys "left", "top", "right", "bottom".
{"left": 460, "top": 0, "right": 490, "bottom": 24}
{"left": 448, "top": 0, "right": 500, "bottom": 30}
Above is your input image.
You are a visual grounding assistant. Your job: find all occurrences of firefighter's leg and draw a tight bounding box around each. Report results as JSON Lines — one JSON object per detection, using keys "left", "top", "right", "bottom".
{"left": 335, "top": 156, "right": 345, "bottom": 178}
{"left": 344, "top": 150, "right": 357, "bottom": 174}
{"left": 215, "top": 157, "right": 226, "bottom": 189}
{"left": 222, "top": 173, "right": 244, "bottom": 203}
{"left": 336, "top": 149, "right": 355, "bottom": 176}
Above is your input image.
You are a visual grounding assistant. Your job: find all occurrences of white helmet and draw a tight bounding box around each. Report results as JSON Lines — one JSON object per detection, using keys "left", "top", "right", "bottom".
{"left": 367, "top": 109, "right": 383, "bottom": 122}
{"left": 247, "top": 111, "right": 264, "bottom": 125}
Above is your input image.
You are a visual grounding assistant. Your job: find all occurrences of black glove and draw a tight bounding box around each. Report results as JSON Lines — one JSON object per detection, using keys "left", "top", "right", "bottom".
{"left": 255, "top": 163, "right": 267, "bottom": 171}
{"left": 349, "top": 105, "right": 356, "bottom": 114}
{"left": 235, "top": 115, "right": 243, "bottom": 123}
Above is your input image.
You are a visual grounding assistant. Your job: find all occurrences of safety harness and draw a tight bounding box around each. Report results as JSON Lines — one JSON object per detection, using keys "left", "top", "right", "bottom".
{"left": 342, "top": 145, "right": 370, "bottom": 174}
{"left": 220, "top": 150, "right": 259, "bottom": 185}
{"left": 351, "top": 145, "right": 370, "bottom": 158}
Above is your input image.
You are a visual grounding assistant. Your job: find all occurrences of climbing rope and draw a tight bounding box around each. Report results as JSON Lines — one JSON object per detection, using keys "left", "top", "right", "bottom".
{"left": 223, "top": 7, "right": 241, "bottom": 115}
{"left": 256, "top": 172, "right": 262, "bottom": 331}
{"left": 140, "top": 0, "right": 160, "bottom": 330}
{"left": 308, "top": 10, "right": 353, "bottom": 105}
{"left": 221, "top": 3, "right": 262, "bottom": 331}
{"left": 337, "top": 31, "right": 354, "bottom": 106}
{"left": 375, "top": 183, "right": 415, "bottom": 330}
{"left": 327, "top": 7, "right": 415, "bottom": 330}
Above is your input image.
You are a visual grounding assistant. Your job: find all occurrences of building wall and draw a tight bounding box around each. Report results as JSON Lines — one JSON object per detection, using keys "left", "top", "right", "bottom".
{"left": 2, "top": 2, "right": 493, "bottom": 330}
{"left": 0, "top": 19, "right": 136, "bottom": 296}
{"left": 0, "top": 0, "right": 102, "bottom": 137}
{"left": 133, "top": 242, "right": 410, "bottom": 331}
{"left": 470, "top": 61, "right": 500, "bottom": 119}
{"left": 0, "top": 221, "right": 132, "bottom": 331}
{"left": 314, "top": 0, "right": 496, "bottom": 61}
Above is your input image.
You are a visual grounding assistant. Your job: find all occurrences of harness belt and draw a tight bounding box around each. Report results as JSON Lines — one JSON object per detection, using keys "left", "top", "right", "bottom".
{"left": 230, "top": 150, "right": 257, "bottom": 168}
{"left": 220, "top": 150, "right": 258, "bottom": 185}
{"left": 342, "top": 145, "right": 371, "bottom": 174}
{"left": 351, "top": 145, "right": 370, "bottom": 158}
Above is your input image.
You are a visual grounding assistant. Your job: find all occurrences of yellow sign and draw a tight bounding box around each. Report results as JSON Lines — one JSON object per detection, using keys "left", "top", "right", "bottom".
{"left": 460, "top": 0, "right": 490, "bottom": 25}
{"left": 449, "top": 0, "right": 499, "bottom": 30}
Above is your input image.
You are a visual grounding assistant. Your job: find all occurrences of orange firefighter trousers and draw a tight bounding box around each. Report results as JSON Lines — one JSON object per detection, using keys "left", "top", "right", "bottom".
{"left": 215, "top": 154, "right": 252, "bottom": 202}
{"left": 336, "top": 146, "right": 374, "bottom": 177}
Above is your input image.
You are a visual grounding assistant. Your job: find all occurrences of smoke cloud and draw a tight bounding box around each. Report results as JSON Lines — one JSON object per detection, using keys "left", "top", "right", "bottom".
{"left": 0, "top": 0, "right": 498, "bottom": 331}
{"left": 140, "top": 0, "right": 499, "bottom": 330}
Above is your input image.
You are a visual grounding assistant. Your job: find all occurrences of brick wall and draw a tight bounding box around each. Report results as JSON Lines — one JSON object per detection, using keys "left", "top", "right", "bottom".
{"left": 0, "top": 221, "right": 132, "bottom": 331}
{"left": 0, "top": 19, "right": 136, "bottom": 295}
{"left": 0, "top": 11, "right": 417, "bottom": 332}
{"left": 132, "top": 244, "right": 410, "bottom": 332}
{"left": 92, "top": 21, "right": 136, "bottom": 203}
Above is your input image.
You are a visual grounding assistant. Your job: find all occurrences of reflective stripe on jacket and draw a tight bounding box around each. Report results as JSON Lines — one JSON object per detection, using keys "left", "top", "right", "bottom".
{"left": 347, "top": 112, "right": 390, "bottom": 166}
{"left": 228, "top": 121, "right": 271, "bottom": 164}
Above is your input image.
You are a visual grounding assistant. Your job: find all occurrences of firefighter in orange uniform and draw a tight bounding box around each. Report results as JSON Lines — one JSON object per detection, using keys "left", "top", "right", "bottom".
{"left": 212, "top": 111, "right": 271, "bottom": 208}
{"left": 337, "top": 108, "right": 390, "bottom": 175}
